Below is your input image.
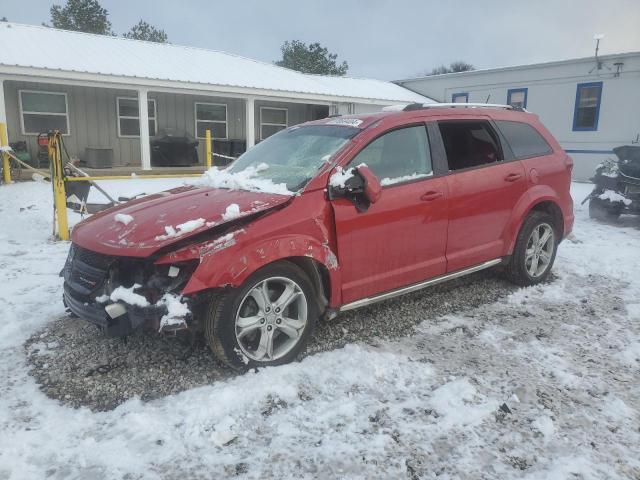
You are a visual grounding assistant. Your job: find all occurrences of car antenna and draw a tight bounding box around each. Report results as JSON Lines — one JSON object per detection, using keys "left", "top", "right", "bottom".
{"left": 485, "top": 94, "right": 491, "bottom": 103}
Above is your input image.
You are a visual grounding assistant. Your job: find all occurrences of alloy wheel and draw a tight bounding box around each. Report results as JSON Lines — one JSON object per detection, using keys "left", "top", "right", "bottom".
{"left": 524, "top": 223, "right": 555, "bottom": 278}
{"left": 235, "top": 276, "right": 308, "bottom": 362}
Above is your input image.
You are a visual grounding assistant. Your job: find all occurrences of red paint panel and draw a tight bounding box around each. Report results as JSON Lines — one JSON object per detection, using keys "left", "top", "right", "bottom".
{"left": 71, "top": 186, "right": 290, "bottom": 257}
{"left": 332, "top": 176, "right": 448, "bottom": 303}
{"left": 445, "top": 161, "right": 526, "bottom": 271}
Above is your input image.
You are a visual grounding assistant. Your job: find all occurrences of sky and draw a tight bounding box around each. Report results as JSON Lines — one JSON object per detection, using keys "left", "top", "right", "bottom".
{"left": 2, "top": 0, "right": 640, "bottom": 80}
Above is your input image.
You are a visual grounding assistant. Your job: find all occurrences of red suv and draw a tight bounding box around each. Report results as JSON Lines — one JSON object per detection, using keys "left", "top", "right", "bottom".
{"left": 62, "top": 104, "right": 574, "bottom": 368}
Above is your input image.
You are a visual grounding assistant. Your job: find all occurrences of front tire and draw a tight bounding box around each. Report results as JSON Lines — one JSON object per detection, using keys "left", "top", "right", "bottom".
{"left": 204, "top": 261, "right": 317, "bottom": 370}
{"left": 505, "top": 211, "right": 558, "bottom": 286}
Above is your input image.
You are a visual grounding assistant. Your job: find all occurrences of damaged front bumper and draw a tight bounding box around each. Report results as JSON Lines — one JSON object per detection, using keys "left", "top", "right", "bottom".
{"left": 61, "top": 244, "right": 194, "bottom": 337}
{"left": 63, "top": 284, "right": 169, "bottom": 337}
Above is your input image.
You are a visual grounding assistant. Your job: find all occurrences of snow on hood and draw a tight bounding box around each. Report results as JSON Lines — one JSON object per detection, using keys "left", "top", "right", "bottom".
{"left": 71, "top": 185, "right": 290, "bottom": 257}
{"left": 197, "top": 164, "right": 293, "bottom": 196}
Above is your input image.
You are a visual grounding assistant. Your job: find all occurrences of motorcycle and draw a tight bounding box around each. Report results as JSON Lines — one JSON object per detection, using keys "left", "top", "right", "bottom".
{"left": 582, "top": 145, "right": 640, "bottom": 221}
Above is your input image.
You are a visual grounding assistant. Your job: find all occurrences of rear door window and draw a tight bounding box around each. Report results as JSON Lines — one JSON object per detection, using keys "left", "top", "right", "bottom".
{"left": 438, "top": 120, "right": 503, "bottom": 171}
{"left": 495, "top": 120, "right": 553, "bottom": 159}
{"left": 350, "top": 125, "right": 433, "bottom": 185}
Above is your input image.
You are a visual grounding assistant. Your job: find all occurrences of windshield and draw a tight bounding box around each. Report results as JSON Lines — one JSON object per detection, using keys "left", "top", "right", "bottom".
{"left": 227, "top": 125, "right": 360, "bottom": 191}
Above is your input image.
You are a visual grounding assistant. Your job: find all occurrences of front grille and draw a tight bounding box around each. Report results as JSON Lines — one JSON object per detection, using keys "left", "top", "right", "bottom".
{"left": 64, "top": 244, "right": 114, "bottom": 297}
{"left": 73, "top": 245, "right": 114, "bottom": 270}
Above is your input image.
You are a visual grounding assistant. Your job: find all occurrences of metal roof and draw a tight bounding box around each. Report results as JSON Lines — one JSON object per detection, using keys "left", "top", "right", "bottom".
{"left": 0, "top": 22, "right": 431, "bottom": 104}
{"left": 394, "top": 51, "right": 640, "bottom": 84}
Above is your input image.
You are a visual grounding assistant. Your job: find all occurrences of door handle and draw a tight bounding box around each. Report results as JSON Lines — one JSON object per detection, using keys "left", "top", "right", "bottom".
{"left": 504, "top": 172, "right": 522, "bottom": 182}
{"left": 421, "top": 191, "right": 443, "bottom": 201}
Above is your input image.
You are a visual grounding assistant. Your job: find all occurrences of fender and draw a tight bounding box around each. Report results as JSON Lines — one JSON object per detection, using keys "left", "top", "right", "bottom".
{"left": 180, "top": 232, "right": 342, "bottom": 306}
{"left": 503, "top": 185, "right": 562, "bottom": 255}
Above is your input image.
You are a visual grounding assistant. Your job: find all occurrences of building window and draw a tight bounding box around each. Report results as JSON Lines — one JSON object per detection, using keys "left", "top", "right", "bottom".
{"left": 507, "top": 88, "right": 528, "bottom": 109}
{"left": 451, "top": 93, "right": 468, "bottom": 103}
{"left": 195, "top": 103, "right": 227, "bottom": 139}
{"left": 117, "top": 97, "right": 157, "bottom": 137}
{"left": 260, "top": 107, "right": 288, "bottom": 140}
{"left": 19, "top": 90, "right": 69, "bottom": 135}
{"left": 573, "top": 82, "right": 603, "bottom": 131}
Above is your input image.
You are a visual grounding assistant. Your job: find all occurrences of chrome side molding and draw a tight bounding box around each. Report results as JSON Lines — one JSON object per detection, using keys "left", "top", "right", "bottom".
{"left": 339, "top": 258, "right": 502, "bottom": 312}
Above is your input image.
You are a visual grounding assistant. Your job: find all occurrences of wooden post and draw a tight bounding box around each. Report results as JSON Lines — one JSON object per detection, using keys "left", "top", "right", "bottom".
{"left": 0, "top": 123, "right": 11, "bottom": 184}
{"left": 49, "top": 132, "right": 69, "bottom": 240}
{"left": 205, "top": 129, "right": 212, "bottom": 168}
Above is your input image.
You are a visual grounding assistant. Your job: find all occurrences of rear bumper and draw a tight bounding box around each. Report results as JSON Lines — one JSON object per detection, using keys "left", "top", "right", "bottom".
{"left": 63, "top": 284, "right": 165, "bottom": 337}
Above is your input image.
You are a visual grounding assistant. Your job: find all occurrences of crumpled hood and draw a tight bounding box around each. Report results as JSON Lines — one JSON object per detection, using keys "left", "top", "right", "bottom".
{"left": 71, "top": 185, "right": 291, "bottom": 257}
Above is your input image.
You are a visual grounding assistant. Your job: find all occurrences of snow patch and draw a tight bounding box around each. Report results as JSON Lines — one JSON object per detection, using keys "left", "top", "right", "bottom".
{"left": 211, "top": 416, "right": 238, "bottom": 447}
{"left": 598, "top": 190, "right": 631, "bottom": 205}
{"left": 428, "top": 378, "right": 496, "bottom": 430}
{"left": 157, "top": 293, "right": 190, "bottom": 330}
{"left": 615, "top": 341, "right": 640, "bottom": 367}
{"left": 198, "top": 164, "right": 292, "bottom": 196}
{"left": 155, "top": 218, "right": 206, "bottom": 241}
{"left": 109, "top": 284, "right": 149, "bottom": 308}
{"left": 221, "top": 203, "right": 241, "bottom": 221}
{"left": 532, "top": 414, "right": 555, "bottom": 440}
{"left": 114, "top": 213, "right": 134, "bottom": 225}
{"left": 329, "top": 166, "right": 355, "bottom": 188}
{"left": 380, "top": 172, "right": 432, "bottom": 186}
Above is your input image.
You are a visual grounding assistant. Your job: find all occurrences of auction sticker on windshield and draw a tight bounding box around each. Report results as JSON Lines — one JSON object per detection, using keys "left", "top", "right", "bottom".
{"left": 326, "top": 118, "right": 363, "bottom": 127}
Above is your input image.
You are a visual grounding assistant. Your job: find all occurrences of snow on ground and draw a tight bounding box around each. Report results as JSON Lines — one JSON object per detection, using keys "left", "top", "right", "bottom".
{"left": 0, "top": 180, "right": 639, "bottom": 479}
{"left": 86, "top": 177, "right": 189, "bottom": 204}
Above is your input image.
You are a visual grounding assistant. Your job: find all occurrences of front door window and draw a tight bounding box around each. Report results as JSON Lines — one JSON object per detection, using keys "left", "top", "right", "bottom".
{"left": 350, "top": 125, "right": 433, "bottom": 185}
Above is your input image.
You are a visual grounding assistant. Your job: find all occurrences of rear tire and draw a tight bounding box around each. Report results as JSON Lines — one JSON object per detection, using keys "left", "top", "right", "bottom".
{"left": 589, "top": 197, "right": 621, "bottom": 222}
{"left": 504, "top": 211, "right": 558, "bottom": 287}
{"left": 204, "top": 261, "right": 317, "bottom": 370}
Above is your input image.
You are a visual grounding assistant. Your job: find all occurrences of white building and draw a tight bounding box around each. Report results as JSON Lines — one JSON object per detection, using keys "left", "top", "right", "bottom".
{"left": 0, "top": 22, "right": 431, "bottom": 170}
{"left": 395, "top": 51, "right": 640, "bottom": 180}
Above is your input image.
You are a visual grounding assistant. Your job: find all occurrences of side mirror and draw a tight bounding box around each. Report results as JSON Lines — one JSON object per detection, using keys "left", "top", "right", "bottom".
{"left": 355, "top": 164, "right": 382, "bottom": 204}
{"left": 328, "top": 164, "right": 382, "bottom": 211}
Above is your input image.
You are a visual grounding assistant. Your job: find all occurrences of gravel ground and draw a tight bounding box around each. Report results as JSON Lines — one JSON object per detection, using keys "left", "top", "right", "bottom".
{"left": 25, "top": 269, "right": 516, "bottom": 411}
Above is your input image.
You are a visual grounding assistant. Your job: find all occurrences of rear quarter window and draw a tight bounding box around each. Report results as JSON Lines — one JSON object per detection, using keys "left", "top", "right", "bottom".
{"left": 496, "top": 120, "right": 553, "bottom": 159}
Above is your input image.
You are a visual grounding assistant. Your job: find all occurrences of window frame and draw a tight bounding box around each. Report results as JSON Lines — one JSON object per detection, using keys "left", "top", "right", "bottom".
{"left": 451, "top": 92, "right": 469, "bottom": 103}
{"left": 19, "top": 89, "right": 70, "bottom": 136}
{"left": 260, "top": 107, "right": 288, "bottom": 140}
{"left": 116, "top": 97, "right": 157, "bottom": 138}
{"left": 347, "top": 122, "right": 434, "bottom": 189}
{"left": 506, "top": 88, "right": 528, "bottom": 109}
{"left": 194, "top": 102, "right": 228, "bottom": 140}
{"left": 435, "top": 119, "right": 511, "bottom": 174}
{"left": 572, "top": 81, "right": 603, "bottom": 132}
{"left": 494, "top": 120, "right": 553, "bottom": 160}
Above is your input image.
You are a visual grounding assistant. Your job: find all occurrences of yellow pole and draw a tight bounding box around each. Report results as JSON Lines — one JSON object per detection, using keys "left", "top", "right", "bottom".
{"left": 0, "top": 123, "right": 11, "bottom": 184}
{"left": 205, "top": 129, "right": 212, "bottom": 169}
{"left": 49, "top": 131, "right": 70, "bottom": 241}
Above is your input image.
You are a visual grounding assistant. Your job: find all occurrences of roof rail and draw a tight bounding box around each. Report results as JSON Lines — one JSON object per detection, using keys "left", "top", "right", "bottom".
{"left": 402, "top": 102, "right": 526, "bottom": 112}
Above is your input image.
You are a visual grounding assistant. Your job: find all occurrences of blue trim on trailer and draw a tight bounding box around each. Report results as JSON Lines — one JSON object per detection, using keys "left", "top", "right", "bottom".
{"left": 564, "top": 149, "right": 614, "bottom": 154}
{"left": 451, "top": 92, "right": 469, "bottom": 103}
{"left": 507, "top": 88, "right": 528, "bottom": 108}
{"left": 572, "top": 81, "right": 603, "bottom": 132}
